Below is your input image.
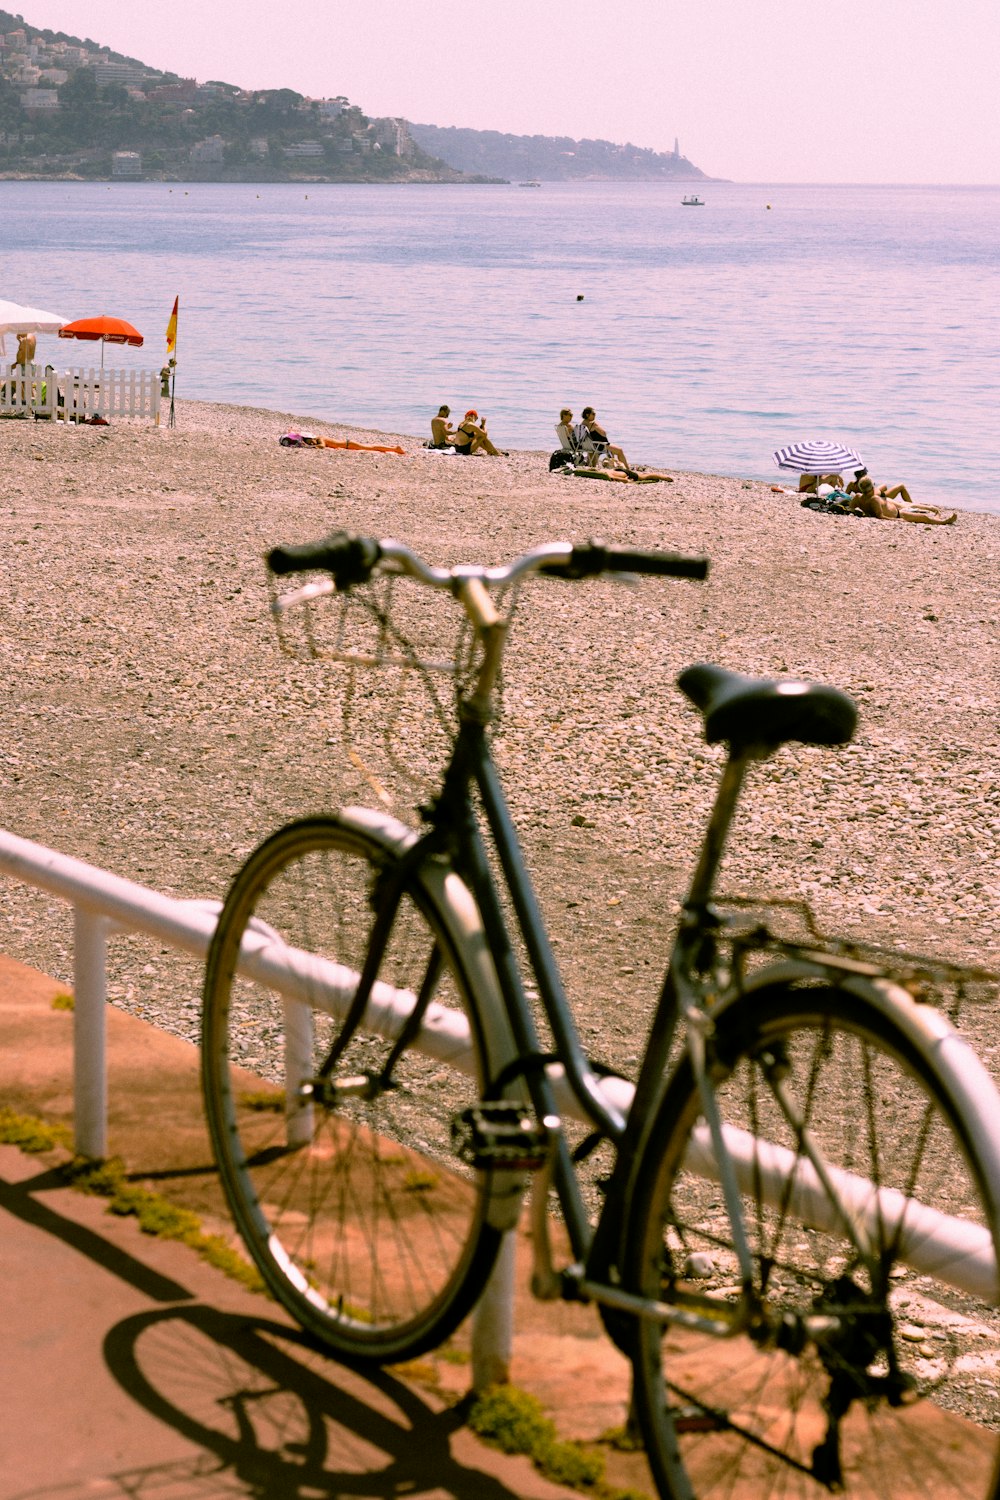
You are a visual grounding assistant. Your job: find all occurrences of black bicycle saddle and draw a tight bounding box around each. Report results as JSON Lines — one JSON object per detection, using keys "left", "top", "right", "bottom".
{"left": 677, "top": 663, "right": 857, "bottom": 752}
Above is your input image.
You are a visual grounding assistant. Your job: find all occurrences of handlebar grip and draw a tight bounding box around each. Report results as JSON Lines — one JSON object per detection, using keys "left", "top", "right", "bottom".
{"left": 539, "top": 542, "right": 709, "bottom": 581}
{"left": 267, "top": 531, "right": 382, "bottom": 588}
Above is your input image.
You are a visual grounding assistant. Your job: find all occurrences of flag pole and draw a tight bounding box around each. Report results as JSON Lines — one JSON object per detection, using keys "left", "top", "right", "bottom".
{"left": 165, "top": 296, "right": 179, "bottom": 428}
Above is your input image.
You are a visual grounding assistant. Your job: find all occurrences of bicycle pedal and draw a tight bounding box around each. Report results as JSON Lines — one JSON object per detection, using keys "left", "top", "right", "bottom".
{"left": 299, "top": 1072, "right": 393, "bottom": 1106}
{"left": 451, "top": 1104, "right": 553, "bottom": 1171}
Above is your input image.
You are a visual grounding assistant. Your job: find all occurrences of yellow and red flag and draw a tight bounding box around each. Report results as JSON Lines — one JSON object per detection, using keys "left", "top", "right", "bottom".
{"left": 165, "top": 296, "right": 179, "bottom": 355}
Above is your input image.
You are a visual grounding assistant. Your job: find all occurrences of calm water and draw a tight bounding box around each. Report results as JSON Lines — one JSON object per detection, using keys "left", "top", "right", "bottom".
{"left": 3, "top": 181, "right": 999, "bottom": 513}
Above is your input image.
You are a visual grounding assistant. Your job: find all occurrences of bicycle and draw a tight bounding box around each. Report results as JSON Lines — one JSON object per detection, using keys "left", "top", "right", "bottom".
{"left": 202, "top": 531, "right": 1000, "bottom": 1499}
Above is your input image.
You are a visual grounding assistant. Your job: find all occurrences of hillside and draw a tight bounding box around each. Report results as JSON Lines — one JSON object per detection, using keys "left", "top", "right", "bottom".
{"left": 0, "top": 10, "right": 472, "bottom": 183}
{"left": 407, "top": 123, "right": 713, "bottom": 182}
{"left": 0, "top": 10, "right": 713, "bottom": 184}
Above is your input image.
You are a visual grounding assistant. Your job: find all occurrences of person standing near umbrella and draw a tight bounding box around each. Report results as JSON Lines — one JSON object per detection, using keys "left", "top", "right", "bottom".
{"left": 14, "top": 332, "right": 36, "bottom": 369}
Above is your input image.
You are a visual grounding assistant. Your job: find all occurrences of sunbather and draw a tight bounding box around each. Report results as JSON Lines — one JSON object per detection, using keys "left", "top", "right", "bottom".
{"left": 555, "top": 408, "right": 579, "bottom": 453}
{"left": 798, "top": 472, "right": 844, "bottom": 493}
{"left": 429, "top": 405, "right": 456, "bottom": 448}
{"left": 454, "top": 410, "right": 504, "bottom": 456}
{"left": 845, "top": 476, "right": 956, "bottom": 525}
{"left": 574, "top": 407, "right": 631, "bottom": 471}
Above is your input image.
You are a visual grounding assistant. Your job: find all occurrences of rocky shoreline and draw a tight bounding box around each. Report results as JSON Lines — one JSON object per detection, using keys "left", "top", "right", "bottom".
{"left": 1, "top": 398, "right": 997, "bottom": 1068}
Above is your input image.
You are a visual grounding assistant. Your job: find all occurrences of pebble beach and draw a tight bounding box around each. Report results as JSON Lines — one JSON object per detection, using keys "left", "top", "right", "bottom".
{"left": 1, "top": 400, "right": 997, "bottom": 1071}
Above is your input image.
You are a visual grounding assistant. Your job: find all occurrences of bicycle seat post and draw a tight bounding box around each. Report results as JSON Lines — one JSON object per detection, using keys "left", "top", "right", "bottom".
{"left": 683, "top": 749, "right": 752, "bottom": 916}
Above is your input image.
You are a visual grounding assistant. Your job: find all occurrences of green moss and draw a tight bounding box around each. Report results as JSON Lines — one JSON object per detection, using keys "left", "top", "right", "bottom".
{"left": 467, "top": 1384, "right": 652, "bottom": 1500}
{"left": 402, "top": 1168, "right": 439, "bottom": 1192}
{"left": 61, "top": 1152, "right": 265, "bottom": 1294}
{"left": 436, "top": 1344, "right": 472, "bottom": 1366}
{"left": 50, "top": 992, "right": 75, "bottom": 1011}
{"left": 239, "top": 1089, "right": 285, "bottom": 1113}
{"left": 469, "top": 1383, "right": 557, "bottom": 1455}
{"left": 0, "top": 1107, "right": 72, "bottom": 1154}
{"left": 602, "top": 1424, "right": 646, "bottom": 1452}
{"left": 538, "top": 1438, "right": 604, "bottom": 1488}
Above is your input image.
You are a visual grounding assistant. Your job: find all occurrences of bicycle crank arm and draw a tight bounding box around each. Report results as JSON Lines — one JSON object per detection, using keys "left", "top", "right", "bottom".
{"left": 571, "top": 1271, "right": 757, "bottom": 1338}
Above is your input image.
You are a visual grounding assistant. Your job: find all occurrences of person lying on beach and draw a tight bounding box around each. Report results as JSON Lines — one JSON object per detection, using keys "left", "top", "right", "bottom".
{"left": 846, "top": 471, "right": 917, "bottom": 504}
{"left": 845, "top": 476, "right": 956, "bottom": 525}
{"left": 574, "top": 407, "right": 631, "bottom": 471}
{"left": 429, "top": 405, "right": 456, "bottom": 448}
{"left": 454, "top": 410, "right": 505, "bottom": 456}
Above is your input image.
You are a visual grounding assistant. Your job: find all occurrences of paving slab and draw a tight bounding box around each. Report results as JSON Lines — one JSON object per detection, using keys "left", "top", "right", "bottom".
{"left": 0, "top": 1140, "right": 590, "bottom": 1500}
{"left": 0, "top": 952, "right": 646, "bottom": 1499}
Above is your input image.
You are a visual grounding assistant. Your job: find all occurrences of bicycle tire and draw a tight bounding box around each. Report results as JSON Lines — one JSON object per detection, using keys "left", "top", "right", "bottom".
{"left": 202, "top": 813, "right": 504, "bottom": 1363}
{"left": 627, "top": 980, "right": 1000, "bottom": 1499}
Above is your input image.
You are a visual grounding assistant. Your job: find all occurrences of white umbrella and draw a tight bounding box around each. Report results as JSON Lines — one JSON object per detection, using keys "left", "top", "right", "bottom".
{"left": 0, "top": 298, "right": 68, "bottom": 360}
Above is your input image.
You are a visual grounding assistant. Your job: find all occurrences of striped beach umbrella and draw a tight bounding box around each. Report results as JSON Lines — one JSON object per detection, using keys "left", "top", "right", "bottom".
{"left": 772, "top": 439, "right": 863, "bottom": 475}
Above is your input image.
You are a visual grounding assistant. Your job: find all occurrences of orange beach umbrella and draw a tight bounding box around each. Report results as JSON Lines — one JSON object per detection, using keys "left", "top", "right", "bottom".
{"left": 59, "top": 315, "right": 144, "bottom": 368}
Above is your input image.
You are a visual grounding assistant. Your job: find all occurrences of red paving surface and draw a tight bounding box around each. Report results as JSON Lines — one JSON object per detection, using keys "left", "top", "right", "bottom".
{"left": 0, "top": 952, "right": 646, "bottom": 1500}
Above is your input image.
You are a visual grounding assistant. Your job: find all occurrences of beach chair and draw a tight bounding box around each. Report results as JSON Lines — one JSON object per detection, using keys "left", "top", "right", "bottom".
{"left": 567, "top": 420, "right": 619, "bottom": 471}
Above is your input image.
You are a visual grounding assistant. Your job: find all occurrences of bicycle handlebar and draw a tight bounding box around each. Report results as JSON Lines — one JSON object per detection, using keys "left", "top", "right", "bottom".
{"left": 537, "top": 543, "right": 709, "bottom": 581}
{"left": 267, "top": 531, "right": 709, "bottom": 591}
{"left": 268, "top": 532, "right": 384, "bottom": 586}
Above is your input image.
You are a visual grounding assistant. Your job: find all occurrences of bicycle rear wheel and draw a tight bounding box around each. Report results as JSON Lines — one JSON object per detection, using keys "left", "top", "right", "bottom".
{"left": 628, "top": 981, "right": 1000, "bottom": 1499}
{"left": 202, "top": 814, "right": 502, "bottom": 1363}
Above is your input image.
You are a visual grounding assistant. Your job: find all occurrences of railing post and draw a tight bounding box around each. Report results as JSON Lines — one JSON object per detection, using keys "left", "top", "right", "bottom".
{"left": 73, "top": 907, "right": 108, "bottom": 1159}
{"left": 471, "top": 1229, "right": 516, "bottom": 1390}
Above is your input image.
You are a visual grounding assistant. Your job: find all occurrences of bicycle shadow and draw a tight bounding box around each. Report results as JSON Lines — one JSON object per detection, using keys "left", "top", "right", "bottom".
{"left": 0, "top": 1162, "right": 194, "bottom": 1304}
{"left": 1, "top": 1154, "right": 557, "bottom": 1500}
{"left": 98, "top": 1304, "right": 533, "bottom": 1500}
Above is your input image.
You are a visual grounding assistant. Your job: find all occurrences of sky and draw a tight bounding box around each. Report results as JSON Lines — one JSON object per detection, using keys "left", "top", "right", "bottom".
{"left": 12, "top": 0, "right": 1000, "bottom": 183}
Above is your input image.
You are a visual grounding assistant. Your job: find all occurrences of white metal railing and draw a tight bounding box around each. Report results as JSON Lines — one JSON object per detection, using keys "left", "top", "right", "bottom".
{"left": 0, "top": 363, "right": 161, "bottom": 422}
{"left": 0, "top": 826, "right": 995, "bottom": 1384}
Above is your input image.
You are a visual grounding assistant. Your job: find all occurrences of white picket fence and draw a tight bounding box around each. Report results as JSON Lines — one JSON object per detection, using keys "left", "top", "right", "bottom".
{"left": 0, "top": 363, "right": 161, "bottom": 423}
{"left": 0, "top": 363, "right": 55, "bottom": 417}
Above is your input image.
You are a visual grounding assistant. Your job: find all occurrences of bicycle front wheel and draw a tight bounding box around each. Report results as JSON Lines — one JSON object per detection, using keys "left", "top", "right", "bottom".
{"left": 202, "top": 814, "right": 502, "bottom": 1362}
{"left": 628, "top": 981, "right": 1000, "bottom": 1499}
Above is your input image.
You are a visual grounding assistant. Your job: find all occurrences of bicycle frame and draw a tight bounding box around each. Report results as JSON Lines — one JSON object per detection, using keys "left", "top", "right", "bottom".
{"left": 370, "top": 576, "right": 768, "bottom": 1301}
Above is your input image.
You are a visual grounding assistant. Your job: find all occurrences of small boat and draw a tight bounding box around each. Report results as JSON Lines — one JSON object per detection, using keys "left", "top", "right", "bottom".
{"left": 518, "top": 180, "right": 541, "bottom": 188}
{"left": 681, "top": 194, "right": 704, "bottom": 206}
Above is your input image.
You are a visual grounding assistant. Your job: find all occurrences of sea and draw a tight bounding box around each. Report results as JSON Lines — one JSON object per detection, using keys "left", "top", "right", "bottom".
{"left": 3, "top": 180, "right": 999, "bottom": 515}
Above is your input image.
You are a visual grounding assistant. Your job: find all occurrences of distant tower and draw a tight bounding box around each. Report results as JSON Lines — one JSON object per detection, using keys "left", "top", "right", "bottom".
{"left": 673, "top": 137, "right": 680, "bottom": 157}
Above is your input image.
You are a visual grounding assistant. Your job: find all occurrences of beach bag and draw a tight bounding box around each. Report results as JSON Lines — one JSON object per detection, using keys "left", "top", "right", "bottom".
{"left": 549, "top": 447, "right": 574, "bottom": 471}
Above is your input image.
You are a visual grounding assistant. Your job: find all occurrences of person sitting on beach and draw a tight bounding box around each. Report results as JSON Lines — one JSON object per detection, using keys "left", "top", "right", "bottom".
{"left": 845, "top": 475, "right": 956, "bottom": 525}
{"left": 573, "top": 407, "right": 631, "bottom": 471}
{"left": 429, "top": 405, "right": 456, "bottom": 449}
{"left": 454, "top": 409, "right": 504, "bottom": 456}
{"left": 798, "top": 472, "right": 844, "bottom": 493}
{"left": 555, "top": 407, "right": 580, "bottom": 454}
